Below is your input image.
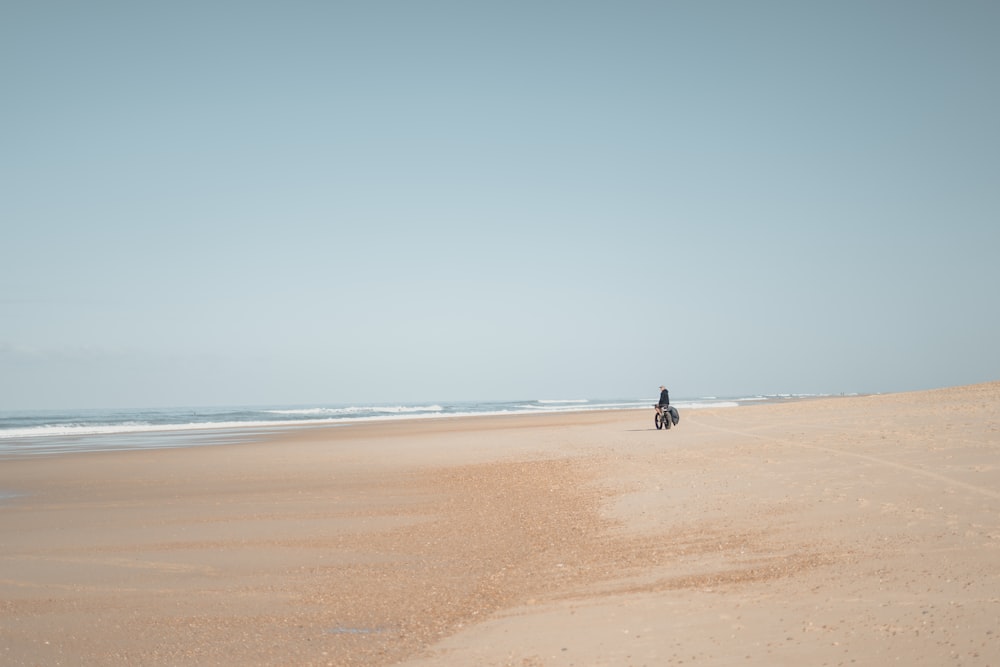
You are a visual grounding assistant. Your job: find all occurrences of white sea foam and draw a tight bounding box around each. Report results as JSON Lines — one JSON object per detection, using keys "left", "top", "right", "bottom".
{"left": 674, "top": 400, "right": 740, "bottom": 409}
{"left": 0, "top": 409, "right": 487, "bottom": 441}
{"left": 0, "top": 420, "right": 303, "bottom": 440}
{"left": 266, "top": 405, "right": 444, "bottom": 416}
{"left": 518, "top": 400, "right": 642, "bottom": 411}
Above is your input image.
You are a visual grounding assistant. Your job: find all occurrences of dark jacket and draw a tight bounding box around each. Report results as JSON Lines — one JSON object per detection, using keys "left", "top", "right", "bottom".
{"left": 658, "top": 389, "right": 669, "bottom": 405}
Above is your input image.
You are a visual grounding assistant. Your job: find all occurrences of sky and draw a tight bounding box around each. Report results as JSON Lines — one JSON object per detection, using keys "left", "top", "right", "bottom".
{"left": 2, "top": 1, "right": 999, "bottom": 410}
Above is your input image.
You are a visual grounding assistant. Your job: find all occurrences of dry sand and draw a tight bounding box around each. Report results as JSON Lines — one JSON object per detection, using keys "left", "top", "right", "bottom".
{"left": 1, "top": 383, "right": 998, "bottom": 666}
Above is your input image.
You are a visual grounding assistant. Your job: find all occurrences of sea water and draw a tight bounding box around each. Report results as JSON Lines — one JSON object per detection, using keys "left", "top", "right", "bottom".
{"left": 0, "top": 395, "right": 819, "bottom": 457}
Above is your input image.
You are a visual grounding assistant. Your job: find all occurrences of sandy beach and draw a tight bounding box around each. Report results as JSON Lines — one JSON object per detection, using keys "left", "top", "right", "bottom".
{"left": 2, "top": 383, "right": 998, "bottom": 666}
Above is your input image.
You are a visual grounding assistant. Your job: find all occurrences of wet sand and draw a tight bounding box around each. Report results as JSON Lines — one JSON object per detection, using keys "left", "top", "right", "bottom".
{"left": 2, "top": 383, "right": 998, "bottom": 665}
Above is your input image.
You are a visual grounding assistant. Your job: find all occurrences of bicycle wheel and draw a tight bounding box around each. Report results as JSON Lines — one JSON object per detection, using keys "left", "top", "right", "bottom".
{"left": 654, "top": 413, "right": 664, "bottom": 430}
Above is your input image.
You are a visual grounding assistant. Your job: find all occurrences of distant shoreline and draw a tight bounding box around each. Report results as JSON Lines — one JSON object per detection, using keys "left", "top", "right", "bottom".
{"left": 0, "top": 393, "right": 840, "bottom": 458}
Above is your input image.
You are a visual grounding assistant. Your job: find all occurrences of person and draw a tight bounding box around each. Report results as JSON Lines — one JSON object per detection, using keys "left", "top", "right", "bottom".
{"left": 655, "top": 385, "right": 670, "bottom": 416}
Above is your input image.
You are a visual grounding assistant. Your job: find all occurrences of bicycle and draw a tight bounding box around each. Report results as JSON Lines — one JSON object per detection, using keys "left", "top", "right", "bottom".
{"left": 654, "top": 404, "right": 672, "bottom": 430}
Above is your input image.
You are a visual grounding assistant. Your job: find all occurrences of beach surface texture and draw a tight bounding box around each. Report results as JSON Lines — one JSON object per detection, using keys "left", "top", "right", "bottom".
{"left": 2, "top": 383, "right": 998, "bottom": 666}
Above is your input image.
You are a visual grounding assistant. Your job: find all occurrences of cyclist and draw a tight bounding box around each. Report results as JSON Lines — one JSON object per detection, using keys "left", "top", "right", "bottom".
{"left": 655, "top": 385, "right": 670, "bottom": 417}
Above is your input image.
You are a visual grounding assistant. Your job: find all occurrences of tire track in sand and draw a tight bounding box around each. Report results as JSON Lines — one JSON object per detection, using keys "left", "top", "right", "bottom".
{"left": 687, "top": 413, "right": 1000, "bottom": 502}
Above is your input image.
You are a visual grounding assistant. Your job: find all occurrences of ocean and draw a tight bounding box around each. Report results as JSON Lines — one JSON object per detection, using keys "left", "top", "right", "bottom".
{"left": 0, "top": 395, "right": 819, "bottom": 457}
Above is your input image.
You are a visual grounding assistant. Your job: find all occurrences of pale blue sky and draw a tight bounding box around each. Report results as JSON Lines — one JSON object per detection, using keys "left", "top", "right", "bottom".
{"left": 2, "top": 1, "right": 998, "bottom": 409}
